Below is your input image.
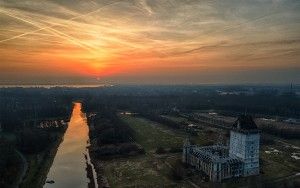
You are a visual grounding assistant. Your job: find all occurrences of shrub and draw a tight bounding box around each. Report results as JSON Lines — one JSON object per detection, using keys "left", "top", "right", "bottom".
{"left": 171, "top": 160, "right": 185, "bottom": 180}
{"left": 169, "top": 147, "right": 182, "bottom": 153}
{"left": 155, "top": 147, "right": 166, "bottom": 154}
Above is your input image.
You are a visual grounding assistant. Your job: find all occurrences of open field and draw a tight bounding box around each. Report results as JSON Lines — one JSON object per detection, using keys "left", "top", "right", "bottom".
{"left": 100, "top": 113, "right": 300, "bottom": 187}
{"left": 101, "top": 114, "right": 192, "bottom": 188}
{"left": 103, "top": 154, "right": 191, "bottom": 188}
{"left": 161, "top": 114, "right": 226, "bottom": 144}
{"left": 160, "top": 115, "right": 188, "bottom": 123}
{"left": 163, "top": 114, "right": 300, "bottom": 186}
{"left": 120, "top": 115, "right": 185, "bottom": 152}
{"left": 260, "top": 144, "right": 300, "bottom": 180}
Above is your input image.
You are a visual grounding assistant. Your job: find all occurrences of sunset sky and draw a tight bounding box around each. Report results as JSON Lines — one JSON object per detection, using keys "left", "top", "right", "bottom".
{"left": 0, "top": 0, "right": 299, "bottom": 85}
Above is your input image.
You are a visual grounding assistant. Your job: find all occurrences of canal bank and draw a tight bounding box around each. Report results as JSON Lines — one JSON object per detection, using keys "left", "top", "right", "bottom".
{"left": 44, "top": 102, "right": 97, "bottom": 188}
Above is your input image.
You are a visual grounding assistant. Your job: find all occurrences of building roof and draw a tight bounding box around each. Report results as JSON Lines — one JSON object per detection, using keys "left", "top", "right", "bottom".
{"left": 189, "top": 145, "right": 242, "bottom": 164}
{"left": 232, "top": 115, "right": 258, "bottom": 131}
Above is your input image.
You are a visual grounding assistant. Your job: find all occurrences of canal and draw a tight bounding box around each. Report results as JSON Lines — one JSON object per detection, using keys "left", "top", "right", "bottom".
{"left": 44, "top": 102, "right": 97, "bottom": 188}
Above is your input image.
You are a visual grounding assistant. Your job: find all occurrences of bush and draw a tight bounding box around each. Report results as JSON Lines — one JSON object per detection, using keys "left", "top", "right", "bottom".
{"left": 0, "top": 141, "right": 21, "bottom": 186}
{"left": 155, "top": 147, "right": 166, "bottom": 154}
{"left": 97, "top": 128, "right": 116, "bottom": 144}
{"left": 96, "top": 145, "right": 118, "bottom": 156}
{"left": 118, "top": 143, "right": 144, "bottom": 155}
{"left": 171, "top": 160, "right": 185, "bottom": 180}
{"left": 169, "top": 147, "right": 182, "bottom": 153}
{"left": 18, "top": 128, "right": 55, "bottom": 154}
{"left": 260, "top": 136, "right": 275, "bottom": 145}
{"left": 93, "top": 112, "right": 135, "bottom": 145}
{"left": 95, "top": 143, "right": 145, "bottom": 157}
{"left": 202, "top": 141, "right": 214, "bottom": 146}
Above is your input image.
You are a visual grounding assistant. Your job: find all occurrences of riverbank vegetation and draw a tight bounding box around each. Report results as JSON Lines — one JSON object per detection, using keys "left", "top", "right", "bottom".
{"left": 0, "top": 88, "right": 72, "bottom": 187}
{"left": 88, "top": 110, "right": 144, "bottom": 158}
{"left": 0, "top": 140, "right": 22, "bottom": 188}
{"left": 20, "top": 123, "right": 67, "bottom": 188}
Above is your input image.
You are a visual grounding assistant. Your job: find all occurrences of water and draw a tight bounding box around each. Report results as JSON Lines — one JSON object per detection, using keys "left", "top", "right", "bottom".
{"left": 0, "top": 84, "right": 112, "bottom": 88}
{"left": 44, "top": 103, "right": 97, "bottom": 188}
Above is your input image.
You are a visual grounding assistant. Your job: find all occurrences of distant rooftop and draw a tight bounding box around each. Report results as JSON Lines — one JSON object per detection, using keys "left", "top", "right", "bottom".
{"left": 232, "top": 115, "right": 258, "bottom": 131}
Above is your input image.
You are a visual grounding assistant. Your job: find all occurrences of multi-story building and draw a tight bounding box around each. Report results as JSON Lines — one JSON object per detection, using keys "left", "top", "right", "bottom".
{"left": 182, "top": 115, "right": 260, "bottom": 182}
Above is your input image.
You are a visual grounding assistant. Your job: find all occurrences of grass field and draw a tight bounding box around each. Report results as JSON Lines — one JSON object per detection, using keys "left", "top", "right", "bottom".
{"left": 160, "top": 115, "right": 222, "bottom": 146}
{"left": 103, "top": 155, "right": 190, "bottom": 188}
{"left": 125, "top": 114, "right": 216, "bottom": 148}
{"left": 101, "top": 114, "right": 193, "bottom": 188}
{"left": 102, "top": 113, "right": 300, "bottom": 187}
{"left": 161, "top": 115, "right": 188, "bottom": 123}
{"left": 260, "top": 144, "right": 300, "bottom": 180}
{"left": 120, "top": 115, "right": 185, "bottom": 152}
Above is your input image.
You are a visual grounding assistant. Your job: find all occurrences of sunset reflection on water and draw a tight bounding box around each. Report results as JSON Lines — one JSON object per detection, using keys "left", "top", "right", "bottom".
{"left": 44, "top": 103, "right": 90, "bottom": 188}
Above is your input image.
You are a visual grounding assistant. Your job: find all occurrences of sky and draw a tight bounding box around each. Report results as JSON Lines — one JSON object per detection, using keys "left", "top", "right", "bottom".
{"left": 0, "top": 0, "right": 299, "bottom": 85}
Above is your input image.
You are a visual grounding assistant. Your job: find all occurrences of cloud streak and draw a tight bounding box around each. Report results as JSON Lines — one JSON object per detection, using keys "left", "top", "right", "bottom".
{"left": 0, "top": 0, "right": 299, "bottom": 84}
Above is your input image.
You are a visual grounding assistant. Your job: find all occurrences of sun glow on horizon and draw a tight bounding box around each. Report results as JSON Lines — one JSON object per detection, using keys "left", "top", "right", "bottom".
{"left": 0, "top": 0, "right": 299, "bottom": 84}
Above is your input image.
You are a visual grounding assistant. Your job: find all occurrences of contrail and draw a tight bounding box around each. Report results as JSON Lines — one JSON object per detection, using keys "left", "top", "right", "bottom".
{"left": 0, "top": 9, "right": 95, "bottom": 52}
{"left": 178, "top": 11, "right": 283, "bottom": 55}
{"left": 0, "top": 1, "right": 122, "bottom": 45}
